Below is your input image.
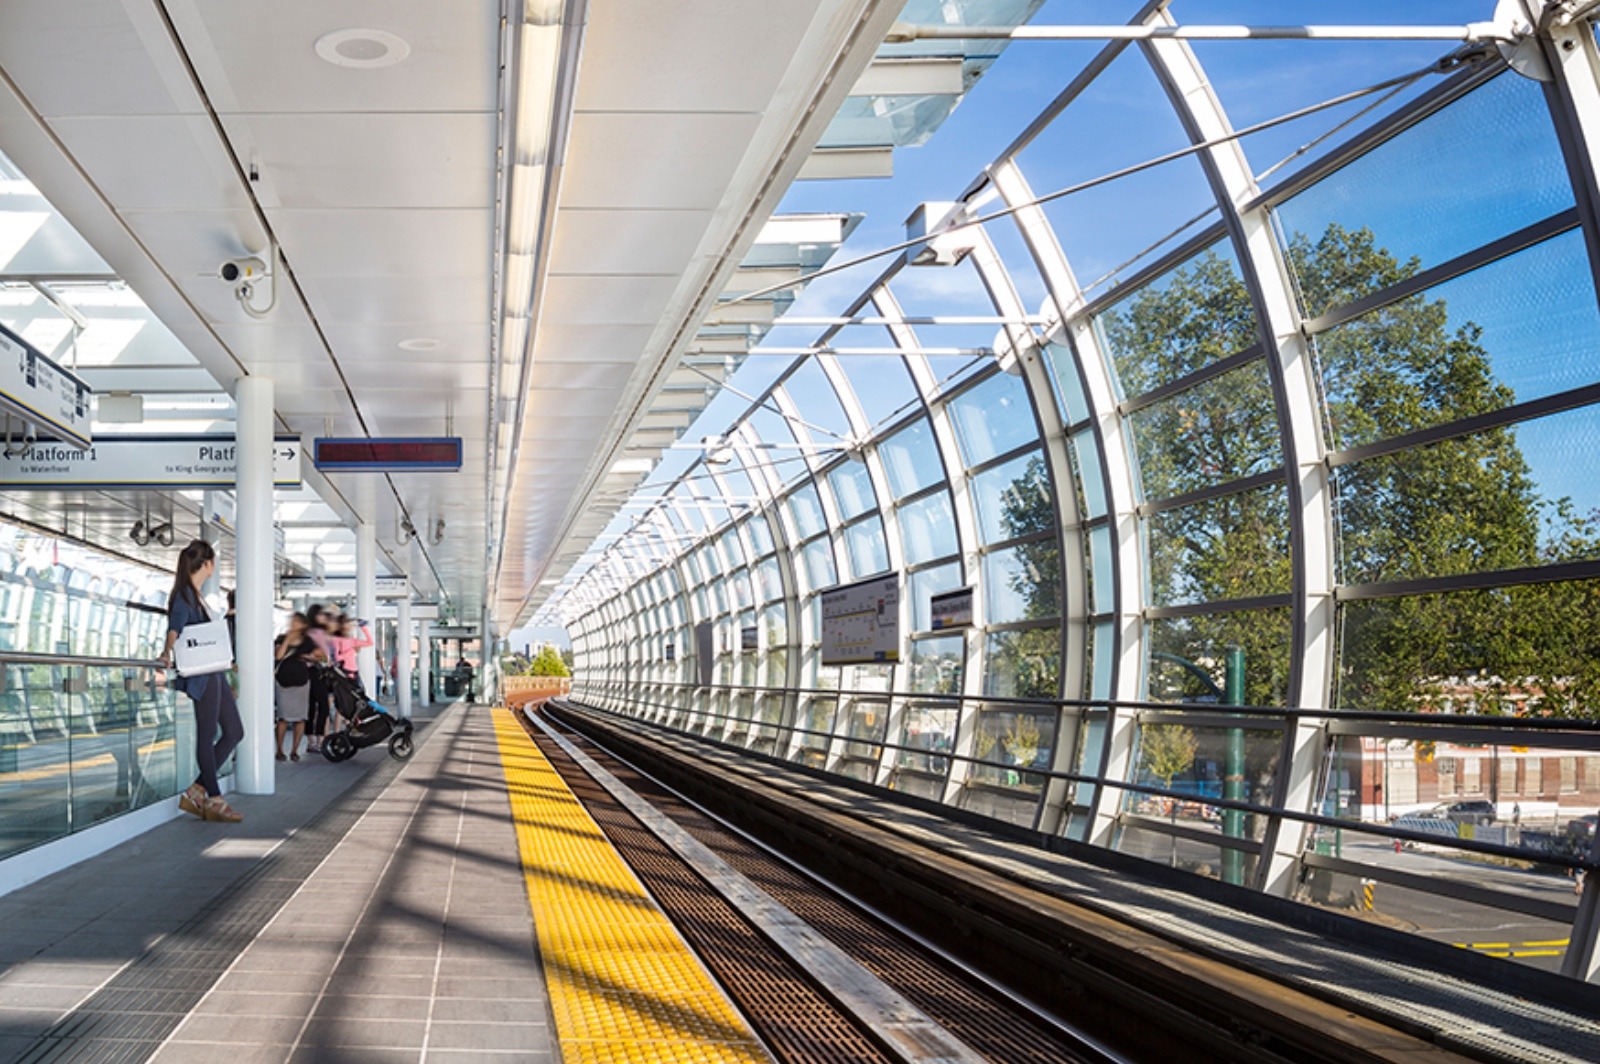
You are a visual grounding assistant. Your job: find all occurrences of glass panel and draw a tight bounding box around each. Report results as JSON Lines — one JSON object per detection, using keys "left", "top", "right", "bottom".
{"left": 1337, "top": 580, "right": 1600, "bottom": 715}
{"left": 1072, "top": 429, "right": 1107, "bottom": 520}
{"left": 984, "top": 629, "right": 1060, "bottom": 699}
{"left": 970, "top": 450, "right": 1050, "bottom": 546}
{"left": 746, "top": 512, "right": 775, "bottom": 557}
{"left": 896, "top": 697, "right": 957, "bottom": 775}
{"left": 1146, "top": 482, "right": 1291, "bottom": 608}
{"left": 984, "top": 541, "right": 1061, "bottom": 625}
{"left": 908, "top": 563, "right": 961, "bottom": 632}
{"left": 970, "top": 706, "right": 1057, "bottom": 790}
{"left": 844, "top": 517, "right": 889, "bottom": 578}
{"left": 1337, "top": 404, "right": 1600, "bottom": 586}
{"left": 1090, "top": 524, "right": 1114, "bottom": 615}
{"left": 1098, "top": 243, "right": 1255, "bottom": 397}
{"left": 879, "top": 417, "right": 945, "bottom": 501}
{"left": 1045, "top": 338, "right": 1091, "bottom": 425}
{"left": 948, "top": 371, "right": 1039, "bottom": 466}
{"left": 799, "top": 537, "right": 837, "bottom": 595}
{"left": 834, "top": 353, "right": 919, "bottom": 433}
{"left": 1278, "top": 72, "right": 1574, "bottom": 319}
{"left": 1317, "top": 231, "right": 1600, "bottom": 452}
{"left": 897, "top": 491, "right": 958, "bottom": 566}
{"left": 1147, "top": 608, "right": 1293, "bottom": 707}
{"left": 756, "top": 557, "right": 783, "bottom": 603}
{"left": 779, "top": 360, "right": 852, "bottom": 445}
{"left": 909, "top": 635, "right": 964, "bottom": 696}
{"left": 1126, "top": 363, "right": 1280, "bottom": 501}
{"left": 1017, "top": 48, "right": 1218, "bottom": 291}
{"left": 828, "top": 460, "right": 877, "bottom": 520}
{"left": 788, "top": 483, "right": 826, "bottom": 539}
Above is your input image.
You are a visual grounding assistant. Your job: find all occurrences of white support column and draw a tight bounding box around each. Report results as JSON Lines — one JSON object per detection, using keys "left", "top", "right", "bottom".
{"left": 481, "top": 605, "right": 495, "bottom": 704}
{"left": 234, "top": 375, "right": 275, "bottom": 795}
{"left": 418, "top": 621, "right": 433, "bottom": 706}
{"left": 356, "top": 523, "right": 376, "bottom": 694}
{"left": 396, "top": 595, "right": 413, "bottom": 716}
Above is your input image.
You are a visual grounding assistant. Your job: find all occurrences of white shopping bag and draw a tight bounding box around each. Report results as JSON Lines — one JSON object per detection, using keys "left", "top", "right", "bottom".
{"left": 173, "top": 619, "right": 233, "bottom": 677}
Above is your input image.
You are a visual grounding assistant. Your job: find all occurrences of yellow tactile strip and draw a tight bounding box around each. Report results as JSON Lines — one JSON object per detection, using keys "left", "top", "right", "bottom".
{"left": 492, "top": 708, "right": 774, "bottom": 1064}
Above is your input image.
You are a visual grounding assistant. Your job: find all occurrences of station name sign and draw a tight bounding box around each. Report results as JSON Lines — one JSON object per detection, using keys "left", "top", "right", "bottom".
{"left": 0, "top": 434, "right": 303, "bottom": 488}
{"left": 0, "top": 323, "right": 91, "bottom": 448}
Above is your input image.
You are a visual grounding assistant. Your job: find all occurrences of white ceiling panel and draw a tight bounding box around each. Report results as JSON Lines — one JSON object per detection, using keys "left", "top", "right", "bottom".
{"left": 548, "top": 209, "right": 716, "bottom": 277}
{"left": 269, "top": 208, "right": 492, "bottom": 279}
{"left": 210, "top": 322, "right": 329, "bottom": 365}
{"left": 0, "top": 1, "right": 204, "bottom": 118}
{"left": 49, "top": 116, "right": 250, "bottom": 212}
{"left": 180, "top": 3, "right": 498, "bottom": 116}
{"left": 562, "top": 112, "right": 766, "bottom": 211}
{"left": 298, "top": 275, "right": 490, "bottom": 326}
{"left": 322, "top": 322, "right": 491, "bottom": 361}
{"left": 339, "top": 360, "right": 491, "bottom": 391}
{"left": 220, "top": 113, "right": 496, "bottom": 211}
{"left": 577, "top": 3, "right": 819, "bottom": 113}
{"left": 530, "top": 323, "right": 657, "bottom": 362}
{"left": 528, "top": 362, "right": 636, "bottom": 391}
{"left": 523, "top": 388, "right": 622, "bottom": 422}
{"left": 538, "top": 275, "right": 680, "bottom": 328}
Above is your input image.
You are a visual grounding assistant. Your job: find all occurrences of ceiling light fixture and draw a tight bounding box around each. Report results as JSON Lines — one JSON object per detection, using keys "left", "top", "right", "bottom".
{"left": 398, "top": 337, "right": 442, "bottom": 352}
{"left": 314, "top": 28, "right": 411, "bottom": 69}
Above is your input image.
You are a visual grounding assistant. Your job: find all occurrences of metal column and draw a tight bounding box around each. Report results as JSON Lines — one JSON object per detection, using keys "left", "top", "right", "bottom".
{"left": 356, "top": 523, "right": 376, "bottom": 694}
{"left": 396, "top": 594, "right": 412, "bottom": 716}
{"left": 234, "top": 375, "right": 274, "bottom": 795}
{"left": 418, "top": 621, "right": 432, "bottom": 705}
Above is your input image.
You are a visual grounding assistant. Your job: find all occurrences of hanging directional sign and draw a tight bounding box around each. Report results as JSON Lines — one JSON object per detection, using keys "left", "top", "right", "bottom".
{"left": 0, "top": 434, "right": 302, "bottom": 488}
{"left": 0, "top": 323, "right": 92, "bottom": 449}
{"left": 280, "top": 575, "right": 411, "bottom": 599}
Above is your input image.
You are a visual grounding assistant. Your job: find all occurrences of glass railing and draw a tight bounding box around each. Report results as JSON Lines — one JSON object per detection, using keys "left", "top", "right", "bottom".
{"left": 0, "top": 650, "right": 206, "bottom": 860}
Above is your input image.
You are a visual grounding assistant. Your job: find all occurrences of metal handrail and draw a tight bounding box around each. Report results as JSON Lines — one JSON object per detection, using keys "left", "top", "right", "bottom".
{"left": 0, "top": 650, "right": 163, "bottom": 669}
{"left": 569, "top": 681, "right": 1600, "bottom": 873}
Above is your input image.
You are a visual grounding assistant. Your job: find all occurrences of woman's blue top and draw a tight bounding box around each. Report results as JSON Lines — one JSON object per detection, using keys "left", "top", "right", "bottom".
{"left": 167, "top": 591, "right": 214, "bottom": 702}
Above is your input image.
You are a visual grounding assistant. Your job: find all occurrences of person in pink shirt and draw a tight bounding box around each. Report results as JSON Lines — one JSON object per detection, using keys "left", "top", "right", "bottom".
{"left": 328, "top": 613, "right": 372, "bottom": 678}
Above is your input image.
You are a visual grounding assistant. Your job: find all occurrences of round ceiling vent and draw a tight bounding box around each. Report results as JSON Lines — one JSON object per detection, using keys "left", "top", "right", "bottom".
{"left": 315, "top": 29, "right": 411, "bottom": 69}
{"left": 398, "top": 337, "right": 442, "bottom": 352}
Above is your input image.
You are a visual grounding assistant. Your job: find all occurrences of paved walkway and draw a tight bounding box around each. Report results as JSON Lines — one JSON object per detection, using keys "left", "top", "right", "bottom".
{"left": 0, "top": 701, "right": 554, "bottom": 1063}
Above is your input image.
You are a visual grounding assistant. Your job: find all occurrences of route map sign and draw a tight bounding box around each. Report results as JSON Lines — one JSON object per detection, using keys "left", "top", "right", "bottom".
{"left": 820, "top": 573, "right": 900, "bottom": 666}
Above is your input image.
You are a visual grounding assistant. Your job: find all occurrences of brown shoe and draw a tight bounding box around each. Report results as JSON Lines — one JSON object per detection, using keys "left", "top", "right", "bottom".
{"left": 178, "top": 784, "right": 207, "bottom": 819}
{"left": 202, "top": 797, "right": 243, "bottom": 823}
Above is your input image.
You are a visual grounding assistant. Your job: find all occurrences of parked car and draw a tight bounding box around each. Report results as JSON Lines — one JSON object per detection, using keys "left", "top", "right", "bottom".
{"left": 1425, "top": 800, "right": 1496, "bottom": 826}
{"left": 1568, "top": 814, "right": 1598, "bottom": 839}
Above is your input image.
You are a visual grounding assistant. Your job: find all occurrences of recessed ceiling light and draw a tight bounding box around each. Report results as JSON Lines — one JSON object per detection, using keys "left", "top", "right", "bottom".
{"left": 315, "top": 28, "right": 411, "bottom": 70}
{"left": 398, "top": 337, "right": 442, "bottom": 351}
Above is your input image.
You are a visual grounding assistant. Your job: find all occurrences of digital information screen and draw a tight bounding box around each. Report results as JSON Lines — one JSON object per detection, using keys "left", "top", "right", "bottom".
{"left": 313, "top": 437, "right": 462, "bottom": 471}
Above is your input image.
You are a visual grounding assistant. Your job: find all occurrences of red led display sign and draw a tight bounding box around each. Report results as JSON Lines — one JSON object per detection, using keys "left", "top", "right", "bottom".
{"left": 313, "top": 437, "right": 462, "bottom": 471}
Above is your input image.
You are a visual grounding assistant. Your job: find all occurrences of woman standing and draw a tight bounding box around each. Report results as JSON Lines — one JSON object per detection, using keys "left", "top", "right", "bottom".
{"left": 157, "top": 539, "right": 244, "bottom": 823}
{"left": 274, "top": 612, "right": 322, "bottom": 761}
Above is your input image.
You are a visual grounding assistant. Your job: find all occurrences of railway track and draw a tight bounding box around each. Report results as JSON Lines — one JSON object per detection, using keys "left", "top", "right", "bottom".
{"left": 521, "top": 706, "right": 1124, "bottom": 1064}
{"left": 527, "top": 700, "right": 1498, "bottom": 1064}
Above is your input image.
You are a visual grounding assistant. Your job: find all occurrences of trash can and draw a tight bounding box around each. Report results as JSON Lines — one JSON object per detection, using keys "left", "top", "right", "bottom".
{"left": 443, "top": 676, "right": 461, "bottom": 698}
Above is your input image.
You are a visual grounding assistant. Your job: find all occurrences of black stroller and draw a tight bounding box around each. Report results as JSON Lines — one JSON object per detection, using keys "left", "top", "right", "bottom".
{"left": 315, "top": 663, "right": 414, "bottom": 762}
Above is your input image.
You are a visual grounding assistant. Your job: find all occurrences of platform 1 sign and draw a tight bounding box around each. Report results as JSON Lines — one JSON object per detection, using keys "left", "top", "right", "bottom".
{"left": 0, "top": 434, "right": 302, "bottom": 488}
{"left": 820, "top": 573, "right": 900, "bottom": 666}
{"left": 0, "top": 323, "right": 91, "bottom": 448}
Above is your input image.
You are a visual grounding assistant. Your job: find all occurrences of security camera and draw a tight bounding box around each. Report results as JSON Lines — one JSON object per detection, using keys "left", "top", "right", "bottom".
{"left": 219, "top": 257, "right": 267, "bottom": 284}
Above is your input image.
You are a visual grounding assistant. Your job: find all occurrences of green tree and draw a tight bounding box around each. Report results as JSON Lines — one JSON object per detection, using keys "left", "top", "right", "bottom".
{"left": 989, "top": 454, "right": 1061, "bottom": 698}
{"left": 1098, "top": 223, "right": 1600, "bottom": 716}
{"left": 528, "top": 644, "right": 571, "bottom": 678}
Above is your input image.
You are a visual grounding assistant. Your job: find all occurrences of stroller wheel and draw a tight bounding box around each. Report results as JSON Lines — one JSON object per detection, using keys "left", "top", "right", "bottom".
{"left": 388, "top": 733, "right": 414, "bottom": 761}
{"left": 324, "top": 733, "right": 356, "bottom": 762}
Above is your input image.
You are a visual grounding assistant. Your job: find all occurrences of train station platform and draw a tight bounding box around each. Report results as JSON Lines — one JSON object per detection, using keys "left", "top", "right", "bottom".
{"left": 1, "top": 696, "right": 1597, "bottom": 1064}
